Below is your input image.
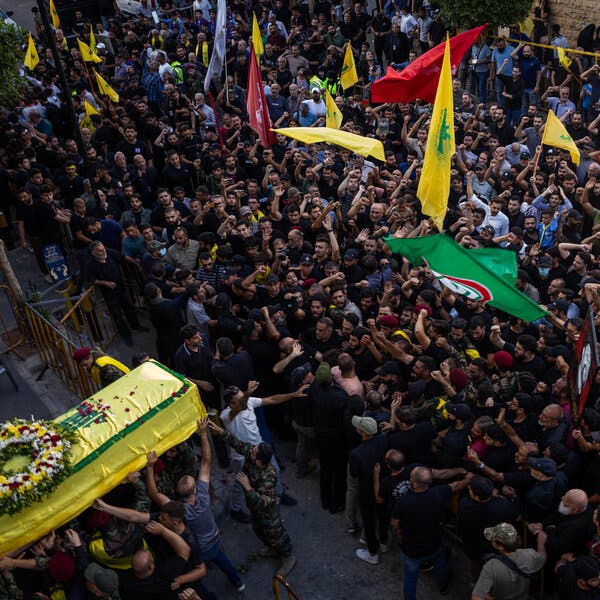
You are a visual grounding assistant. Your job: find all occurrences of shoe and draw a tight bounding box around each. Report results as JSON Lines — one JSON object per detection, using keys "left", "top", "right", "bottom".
{"left": 347, "top": 525, "right": 359, "bottom": 535}
{"left": 355, "top": 548, "right": 380, "bottom": 565}
{"left": 359, "top": 536, "right": 367, "bottom": 546}
{"left": 258, "top": 546, "right": 279, "bottom": 558}
{"left": 380, "top": 543, "right": 390, "bottom": 553}
{"left": 279, "top": 492, "right": 297, "bottom": 506}
{"left": 420, "top": 560, "right": 433, "bottom": 572}
{"left": 123, "top": 335, "right": 134, "bottom": 347}
{"left": 229, "top": 509, "right": 251, "bottom": 523}
{"left": 235, "top": 583, "right": 245, "bottom": 592}
{"left": 440, "top": 570, "right": 454, "bottom": 595}
{"left": 132, "top": 325, "right": 149, "bottom": 332}
{"left": 277, "top": 555, "right": 297, "bottom": 577}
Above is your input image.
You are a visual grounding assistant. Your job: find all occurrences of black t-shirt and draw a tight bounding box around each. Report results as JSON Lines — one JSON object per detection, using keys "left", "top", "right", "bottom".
{"left": 16, "top": 200, "right": 44, "bottom": 238}
{"left": 119, "top": 554, "right": 187, "bottom": 600}
{"left": 388, "top": 423, "right": 434, "bottom": 466}
{"left": 173, "top": 343, "right": 213, "bottom": 381}
{"left": 349, "top": 435, "right": 389, "bottom": 500}
{"left": 558, "top": 562, "right": 600, "bottom": 600}
{"left": 379, "top": 465, "right": 417, "bottom": 513}
{"left": 392, "top": 484, "right": 452, "bottom": 558}
{"left": 441, "top": 427, "right": 469, "bottom": 468}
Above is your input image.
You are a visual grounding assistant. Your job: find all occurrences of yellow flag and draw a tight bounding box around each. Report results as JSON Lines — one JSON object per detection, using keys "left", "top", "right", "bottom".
{"left": 325, "top": 89, "right": 342, "bottom": 129}
{"left": 49, "top": 0, "right": 60, "bottom": 28}
{"left": 24, "top": 33, "right": 39, "bottom": 71}
{"left": 340, "top": 43, "right": 358, "bottom": 90}
{"left": 0, "top": 361, "right": 206, "bottom": 556}
{"left": 417, "top": 35, "right": 455, "bottom": 233}
{"left": 557, "top": 47, "right": 572, "bottom": 69}
{"left": 542, "top": 109, "right": 580, "bottom": 165}
{"left": 77, "top": 38, "right": 102, "bottom": 63}
{"left": 89, "top": 24, "right": 96, "bottom": 54}
{"left": 84, "top": 100, "right": 100, "bottom": 117}
{"left": 272, "top": 127, "right": 384, "bottom": 161}
{"left": 94, "top": 69, "right": 119, "bottom": 102}
{"left": 252, "top": 13, "right": 264, "bottom": 58}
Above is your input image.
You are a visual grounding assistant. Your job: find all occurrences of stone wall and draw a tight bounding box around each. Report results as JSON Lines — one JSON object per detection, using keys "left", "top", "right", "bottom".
{"left": 547, "top": 0, "right": 596, "bottom": 49}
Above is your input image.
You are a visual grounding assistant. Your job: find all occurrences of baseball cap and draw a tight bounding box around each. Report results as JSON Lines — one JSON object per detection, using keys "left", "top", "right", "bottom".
{"left": 547, "top": 299, "right": 569, "bottom": 313}
{"left": 288, "top": 187, "right": 301, "bottom": 198}
{"left": 240, "top": 206, "right": 252, "bottom": 216}
{"left": 445, "top": 403, "right": 472, "bottom": 421}
{"left": 546, "top": 147, "right": 557, "bottom": 155}
{"left": 474, "top": 163, "right": 486, "bottom": 170}
{"left": 84, "top": 563, "right": 119, "bottom": 595}
{"left": 315, "top": 362, "right": 332, "bottom": 384}
{"left": 484, "top": 523, "right": 519, "bottom": 546}
{"left": 527, "top": 456, "right": 557, "bottom": 477}
{"left": 266, "top": 274, "right": 279, "bottom": 283}
{"left": 501, "top": 171, "right": 514, "bottom": 180}
{"left": 351, "top": 415, "right": 378, "bottom": 436}
{"left": 377, "top": 361, "right": 402, "bottom": 376}
{"left": 344, "top": 248, "right": 360, "bottom": 260}
{"left": 96, "top": 42, "right": 106, "bottom": 50}
{"left": 300, "top": 253, "right": 314, "bottom": 265}
{"left": 519, "top": 151, "right": 531, "bottom": 160}
{"left": 148, "top": 240, "right": 167, "bottom": 252}
{"left": 290, "top": 362, "right": 312, "bottom": 390}
{"left": 566, "top": 209, "right": 583, "bottom": 221}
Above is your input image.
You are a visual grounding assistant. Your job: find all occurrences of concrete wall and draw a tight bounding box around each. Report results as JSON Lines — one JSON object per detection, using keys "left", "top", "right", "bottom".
{"left": 547, "top": 0, "right": 596, "bottom": 48}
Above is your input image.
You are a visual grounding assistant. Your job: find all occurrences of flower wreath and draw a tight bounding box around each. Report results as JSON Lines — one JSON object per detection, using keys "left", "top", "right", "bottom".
{"left": 0, "top": 419, "right": 78, "bottom": 515}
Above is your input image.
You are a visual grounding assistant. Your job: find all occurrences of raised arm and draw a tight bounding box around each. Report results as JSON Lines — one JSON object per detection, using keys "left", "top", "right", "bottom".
{"left": 197, "top": 417, "right": 211, "bottom": 484}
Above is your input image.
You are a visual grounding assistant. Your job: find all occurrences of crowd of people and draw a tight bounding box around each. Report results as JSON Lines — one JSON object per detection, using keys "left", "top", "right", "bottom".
{"left": 2, "top": 0, "right": 600, "bottom": 598}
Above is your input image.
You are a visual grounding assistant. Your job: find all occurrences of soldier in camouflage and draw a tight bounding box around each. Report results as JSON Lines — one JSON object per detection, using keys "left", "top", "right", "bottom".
{"left": 208, "top": 420, "right": 297, "bottom": 578}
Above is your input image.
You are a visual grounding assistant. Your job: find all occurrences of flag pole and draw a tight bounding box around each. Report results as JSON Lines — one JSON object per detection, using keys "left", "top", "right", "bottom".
{"left": 224, "top": 43, "right": 229, "bottom": 104}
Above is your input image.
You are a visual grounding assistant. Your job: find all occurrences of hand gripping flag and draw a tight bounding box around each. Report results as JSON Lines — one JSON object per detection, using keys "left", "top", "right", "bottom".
{"left": 417, "top": 35, "right": 454, "bottom": 232}
{"left": 384, "top": 234, "right": 547, "bottom": 322}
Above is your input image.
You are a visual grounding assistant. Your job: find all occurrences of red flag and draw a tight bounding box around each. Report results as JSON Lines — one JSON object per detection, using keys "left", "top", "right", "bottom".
{"left": 247, "top": 43, "right": 274, "bottom": 147}
{"left": 371, "top": 24, "right": 487, "bottom": 104}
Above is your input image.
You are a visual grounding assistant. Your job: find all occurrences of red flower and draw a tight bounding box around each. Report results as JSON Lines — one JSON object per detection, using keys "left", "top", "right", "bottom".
{"left": 125, "top": 408, "right": 130, "bottom": 412}
{"left": 129, "top": 391, "right": 135, "bottom": 396}
{"left": 95, "top": 419, "right": 101, "bottom": 423}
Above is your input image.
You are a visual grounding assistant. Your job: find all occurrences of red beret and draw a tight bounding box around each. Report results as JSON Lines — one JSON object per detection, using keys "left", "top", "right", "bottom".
{"left": 380, "top": 315, "right": 399, "bottom": 328}
{"left": 449, "top": 368, "right": 469, "bottom": 391}
{"left": 73, "top": 347, "right": 91, "bottom": 363}
{"left": 494, "top": 350, "right": 514, "bottom": 370}
{"left": 48, "top": 551, "right": 75, "bottom": 582}
{"left": 413, "top": 304, "right": 432, "bottom": 317}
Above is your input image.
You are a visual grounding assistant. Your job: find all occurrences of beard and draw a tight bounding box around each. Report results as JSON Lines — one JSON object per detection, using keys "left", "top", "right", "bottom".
{"left": 558, "top": 501, "right": 573, "bottom": 516}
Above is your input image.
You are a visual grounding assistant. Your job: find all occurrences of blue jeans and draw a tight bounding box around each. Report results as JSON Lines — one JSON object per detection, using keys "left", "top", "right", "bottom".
{"left": 506, "top": 108, "right": 522, "bottom": 126}
{"left": 474, "top": 71, "right": 488, "bottom": 104}
{"left": 495, "top": 76, "right": 505, "bottom": 107}
{"left": 202, "top": 537, "right": 243, "bottom": 588}
{"left": 522, "top": 87, "right": 539, "bottom": 110}
{"left": 401, "top": 545, "right": 448, "bottom": 600}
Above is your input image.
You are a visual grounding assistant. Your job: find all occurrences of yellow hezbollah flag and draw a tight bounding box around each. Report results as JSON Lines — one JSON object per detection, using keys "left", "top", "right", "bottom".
{"left": 542, "top": 109, "right": 580, "bottom": 165}
{"left": 89, "top": 24, "right": 96, "bottom": 54}
{"left": 325, "top": 89, "right": 342, "bottom": 129}
{"left": 340, "top": 43, "right": 358, "bottom": 90}
{"left": 417, "top": 35, "right": 455, "bottom": 232}
{"left": 272, "top": 126, "right": 384, "bottom": 161}
{"left": 252, "top": 12, "right": 264, "bottom": 58}
{"left": 49, "top": 0, "right": 60, "bottom": 28}
{"left": 84, "top": 100, "right": 100, "bottom": 117}
{"left": 557, "top": 47, "right": 572, "bottom": 69}
{"left": 24, "top": 32, "right": 39, "bottom": 71}
{"left": 77, "top": 38, "right": 102, "bottom": 63}
{"left": 0, "top": 361, "right": 206, "bottom": 556}
{"left": 94, "top": 68, "right": 119, "bottom": 102}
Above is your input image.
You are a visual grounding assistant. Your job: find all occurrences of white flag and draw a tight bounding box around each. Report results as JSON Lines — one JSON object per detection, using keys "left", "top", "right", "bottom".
{"left": 204, "top": 0, "right": 227, "bottom": 93}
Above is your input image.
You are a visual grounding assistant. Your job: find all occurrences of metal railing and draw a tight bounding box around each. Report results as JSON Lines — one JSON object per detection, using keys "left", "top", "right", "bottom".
{"left": 273, "top": 575, "right": 302, "bottom": 600}
{"left": 24, "top": 301, "right": 98, "bottom": 399}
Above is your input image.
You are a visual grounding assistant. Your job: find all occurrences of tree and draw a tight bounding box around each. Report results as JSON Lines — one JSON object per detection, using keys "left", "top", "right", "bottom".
{"left": 0, "top": 22, "right": 27, "bottom": 108}
{"left": 435, "top": 0, "right": 535, "bottom": 30}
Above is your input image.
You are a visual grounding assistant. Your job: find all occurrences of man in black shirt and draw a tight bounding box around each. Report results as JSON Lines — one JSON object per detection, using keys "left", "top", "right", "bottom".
{"left": 350, "top": 416, "right": 389, "bottom": 565}
{"left": 391, "top": 467, "right": 468, "bottom": 600}
{"left": 85, "top": 241, "right": 145, "bottom": 346}
{"left": 174, "top": 324, "right": 214, "bottom": 395}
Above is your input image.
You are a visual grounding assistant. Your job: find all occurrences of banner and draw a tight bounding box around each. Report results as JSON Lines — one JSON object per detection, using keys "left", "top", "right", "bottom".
{"left": 384, "top": 234, "right": 548, "bottom": 322}
{"left": 340, "top": 43, "right": 358, "bottom": 90}
{"left": 371, "top": 24, "right": 487, "bottom": 104}
{"left": 417, "top": 36, "right": 454, "bottom": 232}
{"left": 571, "top": 305, "right": 599, "bottom": 416}
{"left": 247, "top": 43, "right": 274, "bottom": 147}
{"left": 0, "top": 361, "right": 206, "bottom": 556}
{"left": 204, "top": 0, "right": 226, "bottom": 92}
{"left": 252, "top": 12, "right": 264, "bottom": 57}
{"left": 24, "top": 33, "right": 39, "bottom": 71}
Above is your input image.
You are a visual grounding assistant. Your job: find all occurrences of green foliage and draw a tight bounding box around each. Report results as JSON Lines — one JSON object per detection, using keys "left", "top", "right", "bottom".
{"left": 435, "top": 0, "right": 535, "bottom": 30}
{"left": 0, "top": 21, "right": 27, "bottom": 108}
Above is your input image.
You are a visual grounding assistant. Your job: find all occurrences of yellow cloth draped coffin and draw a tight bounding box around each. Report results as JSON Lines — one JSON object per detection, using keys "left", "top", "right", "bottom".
{"left": 0, "top": 361, "right": 205, "bottom": 555}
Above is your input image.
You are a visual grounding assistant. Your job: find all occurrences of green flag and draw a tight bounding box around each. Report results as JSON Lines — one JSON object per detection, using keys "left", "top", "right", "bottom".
{"left": 384, "top": 234, "right": 547, "bottom": 322}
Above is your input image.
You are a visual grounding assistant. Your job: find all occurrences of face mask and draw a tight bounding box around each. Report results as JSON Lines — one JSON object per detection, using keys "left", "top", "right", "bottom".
{"left": 160, "top": 248, "right": 167, "bottom": 256}
{"left": 538, "top": 267, "right": 550, "bottom": 277}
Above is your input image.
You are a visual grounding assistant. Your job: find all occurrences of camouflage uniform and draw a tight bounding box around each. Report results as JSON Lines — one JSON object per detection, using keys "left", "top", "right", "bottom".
{"left": 493, "top": 371, "right": 520, "bottom": 404}
{"left": 164, "top": 440, "right": 199, "bottom": 483}
{"left": 222, "top": 431, "right": 293, "bottom": 556}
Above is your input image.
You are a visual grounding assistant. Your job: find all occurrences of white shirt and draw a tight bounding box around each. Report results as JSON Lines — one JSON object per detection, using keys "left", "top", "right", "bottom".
{"left": 221, "top": 397, "right": 263, "bottom": 460}
{"left": 400, "top": 14, "right": 417, "bottom": 36}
